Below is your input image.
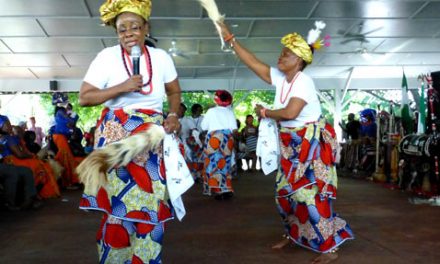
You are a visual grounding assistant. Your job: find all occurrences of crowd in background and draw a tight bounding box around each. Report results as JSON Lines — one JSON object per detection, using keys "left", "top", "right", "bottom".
{"left": 178, "top": 91, "right": 262, "bottom": 201}
{"left": 0, "top": 90, "right": 265, "bottom": 211}
{"left": 0, "top": 92, "right": 95, "bottom": 211}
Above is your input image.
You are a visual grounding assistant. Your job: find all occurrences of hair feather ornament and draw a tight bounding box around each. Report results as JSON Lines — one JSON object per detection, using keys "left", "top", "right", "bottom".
{"left": 197, "top": 0, "right": 226, "bottom": 49}
{"left": 76, "top": 124, "right": 165, "bottom": 196}
{"left": 307, "top": 21, "right": 329, "bottom": 50}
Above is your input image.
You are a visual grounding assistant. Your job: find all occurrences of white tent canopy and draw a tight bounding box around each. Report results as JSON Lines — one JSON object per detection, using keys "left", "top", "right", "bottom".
{"left": 0, "top": 0, "right": 439, "bottom": 93}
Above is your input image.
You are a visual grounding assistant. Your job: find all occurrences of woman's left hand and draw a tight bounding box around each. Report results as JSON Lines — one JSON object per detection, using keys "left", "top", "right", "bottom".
{"left": 163, "top": 115, "right": 181, "bottom": 134}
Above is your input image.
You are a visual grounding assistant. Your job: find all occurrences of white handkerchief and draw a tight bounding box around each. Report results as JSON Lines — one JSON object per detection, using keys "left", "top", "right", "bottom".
{"left": 163, "top": 134, "right": 194, "bottom": 221}
{"left": 256, "top": 118, "right": 280, "bottom": 175}
{"left": 192, "top": 129, "right": 202, "bottom": 148}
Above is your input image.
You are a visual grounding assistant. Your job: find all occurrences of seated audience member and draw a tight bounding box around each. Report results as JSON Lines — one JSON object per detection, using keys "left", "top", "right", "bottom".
{"left": 23, "top": 130, "right": 42, "bottom": 154}
{"left": 0, "top": 153, "right": 42, "bottom": 210}
{"left": 0, "top": 115, "right": 60, "bottom": 199}
{"left": 28, "top": 116, "right": 45, "bottom": 147}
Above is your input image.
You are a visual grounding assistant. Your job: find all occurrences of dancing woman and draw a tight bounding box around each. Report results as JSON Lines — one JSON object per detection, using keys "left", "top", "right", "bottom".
{"left": 201, "top": 90, "right": 237, "bottom": 199}
{"left": 218, "top": 22, "right": 354, "bottom": 263}
{"left": 77, "top": 0, "right": 182, "bottom": 263}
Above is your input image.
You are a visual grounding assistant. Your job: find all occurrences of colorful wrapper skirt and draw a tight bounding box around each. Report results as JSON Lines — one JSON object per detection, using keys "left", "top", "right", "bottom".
{"left": 202, "top": 129, "right": 234, "bottom": 195}
{"left": 276, "top": 119, "right": 354, "bottom": 253}
{"left": 4, "top": 155, "right": 60, "bottom": 199}
{"left": 79, "top": 108, "right": 174, "bottom": 264}
{"left": 185, "top": 136, "right": 204, "bottom": 180}
{"left": 53, "top": 134, "right": 84, "bottom": 187}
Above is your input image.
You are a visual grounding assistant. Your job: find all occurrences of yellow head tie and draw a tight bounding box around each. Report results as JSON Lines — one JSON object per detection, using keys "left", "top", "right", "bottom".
{"left": 100, "top": 0, "right": 152, "bottom": 26}
{"left": 280, "top": 33, "right": 313, "bottom": 64}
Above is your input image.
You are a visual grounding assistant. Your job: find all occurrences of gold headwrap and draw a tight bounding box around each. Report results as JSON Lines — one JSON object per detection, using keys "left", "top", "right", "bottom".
{"left": 281, "top": 33, "right": 313, "bottom": 64}
{"left": 100, "top": 0, "right": 152, "bottom": 26}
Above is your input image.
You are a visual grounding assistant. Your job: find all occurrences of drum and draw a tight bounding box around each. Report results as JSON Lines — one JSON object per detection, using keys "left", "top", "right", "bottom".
{"left": 398, "top": 134, "right": 429, "bottom": 157}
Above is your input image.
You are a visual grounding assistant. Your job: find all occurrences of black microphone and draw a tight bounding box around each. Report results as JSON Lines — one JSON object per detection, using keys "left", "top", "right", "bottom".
{"left": 131, "top": 45, "right": 141, "bottom": 75}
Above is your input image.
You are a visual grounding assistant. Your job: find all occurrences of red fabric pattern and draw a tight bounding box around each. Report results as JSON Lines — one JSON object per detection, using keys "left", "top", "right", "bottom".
{"left": 125, "top": 211, "right": 152, "bottom": 222}
{"left": 79, "top": 198, "right": 91, "bottom": 207}
{"left": 289, "top": 224, "right": 299, "bottom": 240}
{"left": 280, "top": 132, "right": 292, "bottom": 147}
{"left": 131, "top": 123, "right": 152, "bottom": 135}
{"left": 320, "top": 142, "right": 333, "bottom": 165}
{"left": 114, "top": 109, "right": 129, "bottom": 125}
{"left": 136, "top": 222, "right": 155, "bottom": 235}
{"left": 132, "top": 255, "right": 143, "bottom": 264}
{"left": 295, "top": 203, "right": 309, "bottom": 224}
{"left": 280, "top": 158, "right": 292, "bottom": 178}
{"left": 127, "top": 162, "right": 153, "bottom": 193}
{"left": 277, "top": 197, "right": 292, "bottom": 214}
{"left": 315, "top": 196, "right": 331, "bottom": 218}
{"left": 95, "top": 108, "right": 110, "bottom": 129}
{"left": 104, "top": 224, "right": 130, "bottom": 248}
{"left": 97, "top": 188, "right": 112, "bottom": 213}
{"left": 158, "top": 201, "right": 172, "bottom": 221}
{"left": 319, "top": 237, "right": 336, "bottom": 252}
{"left": 298, "top": 139, "right": 310, "bottom": 163}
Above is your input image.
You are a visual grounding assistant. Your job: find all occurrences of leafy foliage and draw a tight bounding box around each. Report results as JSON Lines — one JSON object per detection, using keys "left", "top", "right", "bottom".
{"left": 36, "top": 88, "right": 411, "bottom": 133}
{"left": 39, "top": 93, "right": 103, "bottom": 132}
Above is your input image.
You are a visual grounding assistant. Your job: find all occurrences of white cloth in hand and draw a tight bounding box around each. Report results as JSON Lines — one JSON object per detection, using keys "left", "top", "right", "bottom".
{"left": 163, "top": 134, "right": 194, "bottom": 221}
{"left": 256, "top": 118, "right": 280, "bottom": 175}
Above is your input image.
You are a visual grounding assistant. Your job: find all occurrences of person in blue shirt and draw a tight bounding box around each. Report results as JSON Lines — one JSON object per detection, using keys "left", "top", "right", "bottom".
{"left": 50, "top": 92, "right": 84, "bottom": 188}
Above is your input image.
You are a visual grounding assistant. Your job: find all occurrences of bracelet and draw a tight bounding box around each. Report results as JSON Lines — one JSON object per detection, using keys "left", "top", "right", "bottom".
{"left": 167, "top": 112, "right": 178, "bottom": 118}
{"left": 230, "top": 38, "right": 236, "bottom": 49}
{"left": 260, "top": 108, "right": 267, "bottom": 118}
{"left": 224, "top": 34, "right": 235, "bottom": 42}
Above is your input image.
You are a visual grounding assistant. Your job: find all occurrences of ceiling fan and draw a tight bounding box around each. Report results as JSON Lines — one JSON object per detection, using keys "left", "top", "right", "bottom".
{"left": 340, "top": 46, "right": 384, "bottom": 55}
{"left": 168, "top": 40, "right": 193, "bottom": 59}
{"left": 339, "top": 22, "right": 383, "bottom": 45}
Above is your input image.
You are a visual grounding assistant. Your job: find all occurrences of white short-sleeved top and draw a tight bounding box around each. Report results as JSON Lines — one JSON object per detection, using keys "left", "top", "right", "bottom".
{"left": 271, "top": 67, "right": 322, "bottom": 127}
{"left": 180, "top": 116, "right": 204, "bottom": 140}
{"left": 201, "top": 106, "right": 237, "bottom": 133}
{"left": 83, "top": 45, "right": 178, "bottom": 112}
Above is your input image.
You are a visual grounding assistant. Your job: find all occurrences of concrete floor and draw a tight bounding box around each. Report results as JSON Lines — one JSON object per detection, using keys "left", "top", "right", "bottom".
{"left": 1, "top": 170, "right": 440, "bottom": 264}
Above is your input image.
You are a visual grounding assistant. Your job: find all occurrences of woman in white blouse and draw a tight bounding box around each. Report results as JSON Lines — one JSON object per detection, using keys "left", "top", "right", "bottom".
{"left": 201, "top": 90, "right": 237, "bottom": 200}
{"left": 218, "top": 22, "right": 354, "bottom": 263}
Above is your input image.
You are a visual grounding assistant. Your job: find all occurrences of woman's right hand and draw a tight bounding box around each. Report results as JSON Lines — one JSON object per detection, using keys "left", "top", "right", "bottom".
{"left": 217, "top": 22, "right": 232, "bottom": 39}
{"left": 122, "top": 75, "right": 144, "bottom": 93}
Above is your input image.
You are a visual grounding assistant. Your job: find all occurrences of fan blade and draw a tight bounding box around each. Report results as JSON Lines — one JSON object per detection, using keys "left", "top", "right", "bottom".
{"left": 337, "top": 29, "right": 347, "bottom": 36}
{"left": 340, "top": 37, "right": 370, "bottom": 45}
{"left": 340, "top": 38, "right": 361, "bottom": 44}
{"left": 361, "top": 26, "right": 383, "bottom": 36}
{"left": 176, "top": 51, "right": 190, "bottom": 59}
{"left": 340, "top": 51, "right": 356, "bottom": 54}
{"left": 345, "top": 33, "right": 364, "bottom": 38}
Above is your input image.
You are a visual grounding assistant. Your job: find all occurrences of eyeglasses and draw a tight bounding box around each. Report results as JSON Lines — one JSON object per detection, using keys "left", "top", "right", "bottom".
{"left": 116, "top": 24, "right": 144, "bottom": 35}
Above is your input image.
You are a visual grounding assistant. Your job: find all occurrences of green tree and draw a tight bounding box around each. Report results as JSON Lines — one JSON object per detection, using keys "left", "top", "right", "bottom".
{"left": 39, "top": 93, "right": 103, "bottom": 132}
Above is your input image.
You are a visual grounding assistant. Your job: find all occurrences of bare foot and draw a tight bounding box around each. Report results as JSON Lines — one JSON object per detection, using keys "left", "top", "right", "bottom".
{"left": 311, "top": 252, "right": 338, "bottom": 264}
{"left": 271, "top": 237, "right": 290, "bottom": 249}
